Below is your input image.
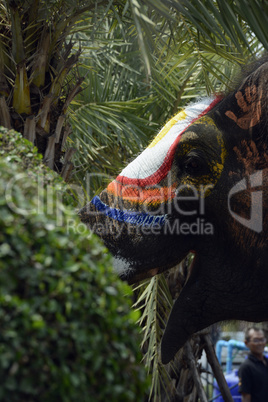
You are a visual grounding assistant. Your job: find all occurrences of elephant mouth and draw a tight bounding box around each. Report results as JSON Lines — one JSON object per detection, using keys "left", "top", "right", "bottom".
{"left": 116, "top": 250, "right": 197, "bottom": 285}
{"left": 113, "top": 255, "right": 163, "bottom": 284}
{"left": 127, "top": 267, "right": 160, "bottom": 285}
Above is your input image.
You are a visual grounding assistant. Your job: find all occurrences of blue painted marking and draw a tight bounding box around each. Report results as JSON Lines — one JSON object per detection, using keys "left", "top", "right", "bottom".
{"left": 91, "top": 196, "right": 166, "bottom": 227}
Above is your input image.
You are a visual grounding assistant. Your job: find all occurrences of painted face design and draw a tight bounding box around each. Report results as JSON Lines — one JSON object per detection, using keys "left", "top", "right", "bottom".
{"left": 91, "top": 96, "right": 223, "bottom": 226}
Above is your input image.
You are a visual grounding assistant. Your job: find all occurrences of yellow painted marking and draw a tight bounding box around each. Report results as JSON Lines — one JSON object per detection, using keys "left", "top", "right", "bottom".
{"left": 193, "top": 115, "right": 216, "bottom": 127}
{"left": 177, "top": 116, "right": 227, "bottom": 196}
{"left": 148, "top": 109, "right": 187, "bottom": 148}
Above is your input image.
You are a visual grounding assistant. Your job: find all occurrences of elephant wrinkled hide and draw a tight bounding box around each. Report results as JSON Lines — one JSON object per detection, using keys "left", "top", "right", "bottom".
{"left": 79, "top": 55, "right": 268, "bottom": 364}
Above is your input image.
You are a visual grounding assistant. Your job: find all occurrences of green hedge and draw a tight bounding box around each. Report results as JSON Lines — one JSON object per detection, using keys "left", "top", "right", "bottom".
{"left": 0, "top": 128, "right": 149, "bottom": 401}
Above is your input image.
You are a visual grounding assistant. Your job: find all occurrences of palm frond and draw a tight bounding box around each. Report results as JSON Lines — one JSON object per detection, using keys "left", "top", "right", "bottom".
{"left": 133, "top": 275, "right": 176, "bottom": 401}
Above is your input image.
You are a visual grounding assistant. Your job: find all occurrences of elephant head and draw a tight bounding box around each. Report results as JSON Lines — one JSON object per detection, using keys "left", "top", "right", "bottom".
{"left": 79, "top": 56, "right": 268, "bottom": 363}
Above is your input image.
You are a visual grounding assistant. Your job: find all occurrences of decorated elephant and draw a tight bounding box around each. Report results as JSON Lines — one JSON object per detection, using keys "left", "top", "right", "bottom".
{"left": 79, "top": 56, "right": 268, "bottom": 364}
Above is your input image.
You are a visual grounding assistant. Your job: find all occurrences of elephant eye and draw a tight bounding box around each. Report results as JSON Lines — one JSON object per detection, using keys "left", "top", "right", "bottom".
{"left": 182, "top": 151, "right": 208, "bottom": 176}
{"left": 184, "top": 157, "right": 201, "bottom": 175}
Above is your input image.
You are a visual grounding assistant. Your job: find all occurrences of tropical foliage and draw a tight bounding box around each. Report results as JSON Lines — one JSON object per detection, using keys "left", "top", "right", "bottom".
{"left": 0, "top": 127, "right": 149, "bottom": 401}
{"left": 69, "top": 0, "right": 267, "bottom": 188}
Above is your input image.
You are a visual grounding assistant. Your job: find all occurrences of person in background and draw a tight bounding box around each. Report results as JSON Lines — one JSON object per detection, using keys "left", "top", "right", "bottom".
{"left": 238, "top": 327, "right": 268, "bottom": 402}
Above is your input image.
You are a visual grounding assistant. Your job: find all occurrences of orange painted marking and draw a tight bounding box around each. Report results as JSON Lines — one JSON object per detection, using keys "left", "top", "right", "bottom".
{"left": 107, "top": 180, "right": 177, "bottom": 205}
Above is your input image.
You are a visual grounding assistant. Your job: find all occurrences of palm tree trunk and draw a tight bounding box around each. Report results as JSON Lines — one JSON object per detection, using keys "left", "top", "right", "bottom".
{"left": 0, "top": 0, "right": 99, "bottom": 180}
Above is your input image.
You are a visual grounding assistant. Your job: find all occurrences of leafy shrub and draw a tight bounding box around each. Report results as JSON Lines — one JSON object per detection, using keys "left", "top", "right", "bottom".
{"left": 0, "top": 128, "right": 149, "bottom": 401}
